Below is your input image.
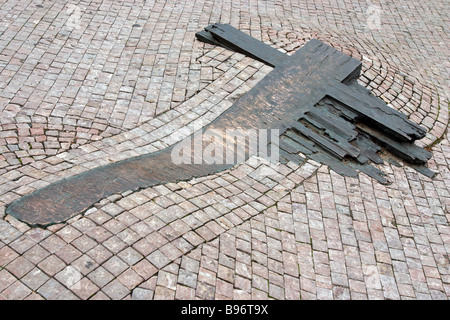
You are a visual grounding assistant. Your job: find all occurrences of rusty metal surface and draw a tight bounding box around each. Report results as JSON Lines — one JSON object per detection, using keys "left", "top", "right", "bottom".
{"left": 6, "top": 25, "right": 433, "bottom": 227}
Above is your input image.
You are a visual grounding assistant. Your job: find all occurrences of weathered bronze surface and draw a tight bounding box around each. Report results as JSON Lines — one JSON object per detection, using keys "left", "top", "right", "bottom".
{"left": 6, "top": 24, "right": 433, "bottom": 227}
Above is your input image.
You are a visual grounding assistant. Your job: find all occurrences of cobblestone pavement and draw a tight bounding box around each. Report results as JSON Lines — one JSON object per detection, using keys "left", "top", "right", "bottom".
{"left": 0, "top": 0, "right": 449, "bottom": 300}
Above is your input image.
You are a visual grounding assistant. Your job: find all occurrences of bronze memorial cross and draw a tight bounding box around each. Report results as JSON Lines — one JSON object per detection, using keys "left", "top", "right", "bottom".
{"left": 6, "top": 24, "right": 433, "bottom": 227}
